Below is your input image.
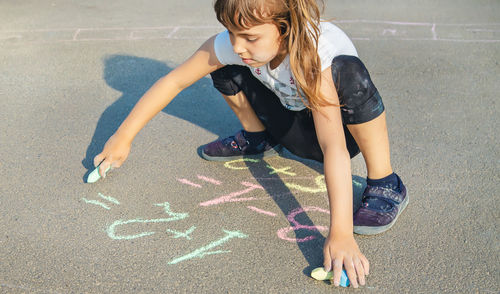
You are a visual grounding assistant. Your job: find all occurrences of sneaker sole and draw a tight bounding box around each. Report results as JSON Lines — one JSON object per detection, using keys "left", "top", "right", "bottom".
{"left": 201, "top": 145, "right": 283, "bottom": 162}
{"left": 353, "top": 192, "right": 409, "bottom": 235}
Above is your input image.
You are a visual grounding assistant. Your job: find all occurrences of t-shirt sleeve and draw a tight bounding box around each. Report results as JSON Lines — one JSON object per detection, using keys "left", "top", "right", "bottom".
{"left": 317, "top": 22, "right": 358, "bottom": 71}
{"left": 213, "top": 30, "right": 246, "bottom": 66}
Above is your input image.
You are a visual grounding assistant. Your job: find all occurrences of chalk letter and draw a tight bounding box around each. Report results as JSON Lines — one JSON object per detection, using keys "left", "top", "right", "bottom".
{"left": 107, "top": 202, "right": 188, "bottom": 240}
{"left": 199, "top": 182, "right": 264, "bottom": 207}
{"left": 168, "top": 230, "right": 248, "bottom": 265}
{"left": 224, "top": 158, "right": 260, "bottom": 170}
{"left": 277, "top": 206, "right": 329, "bottom": 243}
{"left": 266, "top": 164, "right": 296, "bottom": 176}
{"left": 284, "top": 175, "right": 326, "bottom": 193}
{"left": 166, "top": 226, "right": 196, "bottom": 240}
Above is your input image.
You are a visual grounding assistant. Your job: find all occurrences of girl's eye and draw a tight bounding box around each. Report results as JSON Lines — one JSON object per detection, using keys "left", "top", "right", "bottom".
{"left": 247, "top": 38, "right": 258, "bottom": 42}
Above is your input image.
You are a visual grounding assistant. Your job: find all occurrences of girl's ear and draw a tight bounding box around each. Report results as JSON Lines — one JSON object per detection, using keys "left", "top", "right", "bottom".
{"left": 279, "top": 22, "right": 287, "bottom": 35}
{"left": 278, "top": 19, "right": 290, "bottom": 42}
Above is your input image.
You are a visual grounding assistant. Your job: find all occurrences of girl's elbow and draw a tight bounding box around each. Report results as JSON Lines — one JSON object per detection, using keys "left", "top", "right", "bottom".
{"left": 321, "top": 142, "right": 350, "bottom": 160}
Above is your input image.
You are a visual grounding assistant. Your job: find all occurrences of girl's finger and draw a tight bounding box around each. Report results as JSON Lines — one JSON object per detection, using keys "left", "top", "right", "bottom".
{"left": 99, "top": 160, "right": 111, "bottom": 177}
{"left": 360, "top": 254, "right": 370, "bottom": 276}
{"left": 354, "top": 257, "right": 366, "bottom": 286}
{"left": 94, "top": 154, "right": 104, "bottom": 168}
{"left": 343, "top": 258, "right": 359, "bottom": 288}
{"left": 323, "top": 248, "right": 332, "bottom": 272}
{"left": 111, "top": 160, "right": 122, "bottom": 168}
{"left": 332, "top": 258, "right": 344, "bottom": 287}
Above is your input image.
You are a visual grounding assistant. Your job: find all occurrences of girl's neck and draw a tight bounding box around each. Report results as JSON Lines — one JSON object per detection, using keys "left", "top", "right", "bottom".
{"left": 269, "top": 52, "right": 286, "bottom": 70}
{"left": 269, "top": 42, "right": 288, "bottom": 70}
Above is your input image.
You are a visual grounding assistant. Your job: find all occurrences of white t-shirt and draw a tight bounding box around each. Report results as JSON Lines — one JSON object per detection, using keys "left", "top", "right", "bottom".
{"left": 213, "top": 22, "right": 358, "bottom": 111}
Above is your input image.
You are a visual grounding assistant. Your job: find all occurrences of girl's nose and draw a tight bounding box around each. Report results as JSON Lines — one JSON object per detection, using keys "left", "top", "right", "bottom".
{"left": 232, "top": 37, "right": 246, "bottom": 54}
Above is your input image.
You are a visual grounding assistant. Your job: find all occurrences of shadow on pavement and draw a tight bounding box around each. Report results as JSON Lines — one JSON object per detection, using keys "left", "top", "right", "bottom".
{"left": 82, "top": 54, "right": 235, "bottom": 181}
{"left": 83, "top": 54, "right": 367, "bottom": 277}
{"left": 243, "top": 157, "right": 366, "bottom": 278}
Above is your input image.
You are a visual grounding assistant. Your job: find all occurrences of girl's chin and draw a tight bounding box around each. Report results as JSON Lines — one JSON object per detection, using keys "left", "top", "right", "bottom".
{"left": 246, "top": 61, "right": 267, "bottom": 68}
{"left": 248, "top": 63, "right": 263, "bottom": 68}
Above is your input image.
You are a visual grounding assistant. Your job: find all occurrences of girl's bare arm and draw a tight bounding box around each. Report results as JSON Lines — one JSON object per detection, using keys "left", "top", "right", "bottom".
{"left": 312, "top": 66, "right": 369, "bottom": 288}
{"left": 94, "top": 35, "right": 224, "bottom": 175}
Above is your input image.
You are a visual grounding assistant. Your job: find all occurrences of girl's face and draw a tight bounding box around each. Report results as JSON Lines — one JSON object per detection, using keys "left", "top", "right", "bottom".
{"left": 227, "top": 23, "right": 285, "bottom": 68}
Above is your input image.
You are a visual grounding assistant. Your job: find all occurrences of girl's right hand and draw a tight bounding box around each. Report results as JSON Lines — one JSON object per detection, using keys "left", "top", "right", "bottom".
{"left": 93, "top": 134, "right": 131, "bottom": 177}
{"left": 323, "top": 232, "right": 369, "bottom": 288}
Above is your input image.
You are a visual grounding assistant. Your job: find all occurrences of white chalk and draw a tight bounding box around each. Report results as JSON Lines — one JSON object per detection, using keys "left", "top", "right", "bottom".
{"left": 87, "top": 165, "right": 111, "bottom": 183}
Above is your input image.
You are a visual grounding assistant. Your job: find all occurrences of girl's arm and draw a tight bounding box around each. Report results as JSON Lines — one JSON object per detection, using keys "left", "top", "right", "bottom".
{"left": 94, "top": 35, "right": 224, "bottom": 176}
{"left": 311, "top": 66, "right": 369, "bottom": 288}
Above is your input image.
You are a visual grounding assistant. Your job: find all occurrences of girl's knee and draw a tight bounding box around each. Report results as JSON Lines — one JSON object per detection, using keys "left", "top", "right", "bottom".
{"left": 331, "top": 55, "right": 385, "bottom": 125}
{"left": 210, "top": 65, "right": 248, "bottom": 96}
{"left": 330, "top": 55, "right": 378, "bottom": 107}
{"left": 331, "top": 55, "right": 372, "bottom": 90}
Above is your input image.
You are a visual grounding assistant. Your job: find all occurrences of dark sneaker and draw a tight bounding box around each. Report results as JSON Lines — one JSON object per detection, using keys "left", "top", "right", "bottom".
{"left": 201, "top": 130, "right": 282, "bottom": 162}
{"left": 353, "top": 181, "right": 409, "bottom": 235}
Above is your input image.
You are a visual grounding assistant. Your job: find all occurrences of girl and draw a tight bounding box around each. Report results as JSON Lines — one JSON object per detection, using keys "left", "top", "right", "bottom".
{"left": 94, "top": 0, "right": 408, "bottom": 288}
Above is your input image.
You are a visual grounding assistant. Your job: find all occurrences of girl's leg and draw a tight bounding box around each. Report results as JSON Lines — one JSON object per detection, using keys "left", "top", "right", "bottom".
{"left": 330, "top": 55, "right": 392, "bottom": 179}
{"left": 219, "top": 91, "right": 266, "bottom": 132}
{"left": 346, "top": 112, "right": 392, "bottom": 180}
{"left": 202, "top": 65, "right": 283, "bottom": 161}
{"left": 331, "top": 55, "right": 408, "bottom": 235}
{"left": 207, "top": 65, "right": 360, "bottom": 161}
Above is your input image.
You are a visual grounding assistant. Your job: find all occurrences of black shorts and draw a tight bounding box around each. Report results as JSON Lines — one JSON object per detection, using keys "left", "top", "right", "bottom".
{"left": 210, "top": 55, "right": 385, "bottom": 162}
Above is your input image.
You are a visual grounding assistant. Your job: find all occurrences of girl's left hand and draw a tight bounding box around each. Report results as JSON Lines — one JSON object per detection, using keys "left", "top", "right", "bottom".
{"left": 323, "top": 232, "right": 370, "bottom": 288}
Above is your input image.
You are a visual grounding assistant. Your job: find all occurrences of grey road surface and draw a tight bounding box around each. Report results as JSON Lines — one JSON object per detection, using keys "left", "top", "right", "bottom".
{"left": 1, "top": 0, "right": 499, "bottom": 293}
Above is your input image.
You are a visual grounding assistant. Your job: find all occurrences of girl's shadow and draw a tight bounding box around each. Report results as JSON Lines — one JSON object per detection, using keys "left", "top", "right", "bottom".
{"left": 82, "top": 55, "right": 238, "bottom": 179}
{"left": 243, "top": 156, "right": 366, "bottom": 278}
{"left": 84, "top": 54, "right": 366, "bottom": 277}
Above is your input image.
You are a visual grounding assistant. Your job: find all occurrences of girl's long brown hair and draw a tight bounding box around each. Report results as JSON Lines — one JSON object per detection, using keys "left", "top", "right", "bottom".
{"left": 214, "top": 0, "right": 332, "bottom": 110}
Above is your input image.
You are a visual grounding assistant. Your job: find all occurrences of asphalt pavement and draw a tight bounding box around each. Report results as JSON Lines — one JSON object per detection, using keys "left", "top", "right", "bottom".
{"left": 0, "top": 0, "right": 499, "bottom": 293}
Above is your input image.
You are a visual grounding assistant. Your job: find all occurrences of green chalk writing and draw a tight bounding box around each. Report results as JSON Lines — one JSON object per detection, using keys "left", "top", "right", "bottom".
{"left": 82, "top": 198, "right": 111, "bottom": 210}
{"left": 168, "top": 230, "right": 248, "bottom": 265}
{"left": 98, "top": 193, "right": 120, "bottom": 204}
{"left": 82, "top": 193, "right": 121, "bottom": 210}
{"left": 107, "top": 202, "right": 188, "bottom": 240}
{"left": 166, "top": 226, "right": 196, "bottom": 240}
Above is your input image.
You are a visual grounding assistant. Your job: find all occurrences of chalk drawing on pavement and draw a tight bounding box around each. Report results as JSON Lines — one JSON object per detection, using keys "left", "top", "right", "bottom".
{"left": 168, "top": 230, "right": 248, "bottom": 265}
{"left": 81, "top": 192, "right": 120, "bottom": 210}
{"left": 106, "top": 202, "right": 189, "bottom": 240}
{"left": 166, "top": 225, "right": 196, "bottom": 240}
{"left": 82, "top": 157, "right": 343, "bottom": 268}
{"left": 277, "top": 206, "right": 330, "bottom": 243}
{"left": 247, "top": 206, "right": 277, "bottom": 217}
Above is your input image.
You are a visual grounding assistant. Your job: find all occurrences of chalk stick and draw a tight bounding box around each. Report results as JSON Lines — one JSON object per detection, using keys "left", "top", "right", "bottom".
{"left": 87, "top": 165, "right": 111, "bottom": 183}
{"left": 311, "top": 267, "right": 350, "bottom": 287}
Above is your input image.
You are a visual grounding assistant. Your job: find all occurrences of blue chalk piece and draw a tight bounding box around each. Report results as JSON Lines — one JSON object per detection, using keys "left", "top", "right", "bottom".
{"left": 311, "top": 267, "right": 350, "bottom": 287}
{"left": 340, "top": 269, "right": 350, "bottom": 287}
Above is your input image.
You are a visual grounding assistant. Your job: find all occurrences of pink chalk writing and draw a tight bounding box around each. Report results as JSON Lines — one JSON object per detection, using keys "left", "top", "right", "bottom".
{"left": 197, "top": 175, "right": 222, "bottom": 185}
{"left": 178, "top": 175, "right": 222, "bottom": 188}
{"left": 277, "top": 206, "right": 330, "bottom": 243}
{"left": 199, "top": 181, "right": 264, "bottom": 207}
{"left": 247, "top": 206, "right": 277, "bottom": 217}
{"left": 177, "top": 178, "right": 202, "bottom": 188}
